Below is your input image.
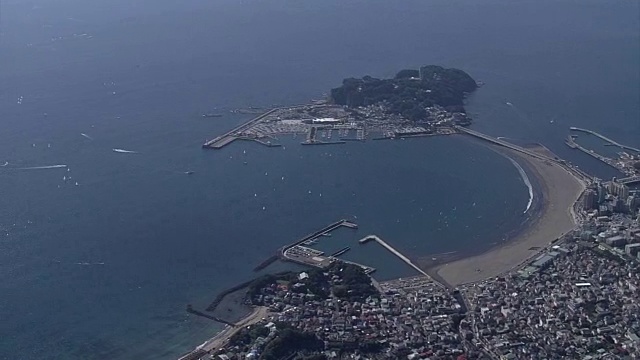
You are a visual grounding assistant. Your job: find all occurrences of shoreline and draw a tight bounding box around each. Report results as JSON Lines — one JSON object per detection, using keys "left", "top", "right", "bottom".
{"left": 181, "top": 134, "right": 588, "bottom": 358}
{"left": 423, "top": 140, "right": 586, "bottom": 287}
{"left": 178, "top": 306, "right": 270, "bottom": 360}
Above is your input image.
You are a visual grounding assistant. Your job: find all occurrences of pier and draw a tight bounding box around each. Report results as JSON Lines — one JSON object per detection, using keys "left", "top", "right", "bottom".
{"left": 331, "top": 246, "right": 351, "bottom": 257}
{"left": 570, "top": 127, "right": 640, "bottom": 154}
{"left": 333, "top": 258, "right": 376, "bottom": 275}
{"left": 186, "top": 305, "right": 236, "bottom": 327}
{"left": 359, "top": 235, "right": 441, "bottom": 287}
{"left": 203, "top": 108, "right": 279, "bottom": 149}
{"left": 281, "top": 219, "right": 357, "bottom": 252}
{"left": 280, "top": 219, "right": 359, "bottom": 269}
{"left": 237, "top": 136, "right": 282, "bottom": 148}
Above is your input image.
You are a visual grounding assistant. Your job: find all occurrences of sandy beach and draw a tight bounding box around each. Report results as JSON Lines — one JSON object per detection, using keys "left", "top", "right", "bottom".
{"left": 425, "top": 143, "right": 586, "bottom": 287}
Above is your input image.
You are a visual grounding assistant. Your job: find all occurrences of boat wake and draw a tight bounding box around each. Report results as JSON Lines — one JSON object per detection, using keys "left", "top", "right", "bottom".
{"left": 0, "top": 161, "right": 8, "bottom": 167}
{"left": 507, "top": 157, "right": 534, "bottom": 214}
{"left": 76, "top": 262, "right": 105, "bottom": 266}
{"left": 80, "top": 133, "right": 94, "bottom": 140}
{"left": 112, "top": 148, "right": 138, "bottom": 154}
{"left": 19, "top": 164, "right": 68, "bottom": 170}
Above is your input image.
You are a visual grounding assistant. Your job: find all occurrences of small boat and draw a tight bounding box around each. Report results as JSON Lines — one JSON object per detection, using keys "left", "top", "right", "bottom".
{"left": 185, "top": 171, "right": 194, "bottom": 175}
{"left": 202, "top": 113, "right": 223, "bottom": 118}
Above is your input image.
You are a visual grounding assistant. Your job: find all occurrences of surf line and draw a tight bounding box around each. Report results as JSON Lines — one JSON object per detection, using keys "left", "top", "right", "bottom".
{"left": 507, "top": 157, "right": 534, "bottom": 214}
{"left": 19, "top": 164, "right": 68, "bottom": 170}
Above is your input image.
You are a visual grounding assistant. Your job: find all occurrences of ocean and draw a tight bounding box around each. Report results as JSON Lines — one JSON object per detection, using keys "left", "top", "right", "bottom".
{"left": 0, "top": 0, "right": 638, "bottom": 358}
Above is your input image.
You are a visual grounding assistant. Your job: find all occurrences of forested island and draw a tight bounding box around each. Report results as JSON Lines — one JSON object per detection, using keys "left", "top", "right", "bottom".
{"left": 330, "top": 65, "right": 478, "bottom": 121}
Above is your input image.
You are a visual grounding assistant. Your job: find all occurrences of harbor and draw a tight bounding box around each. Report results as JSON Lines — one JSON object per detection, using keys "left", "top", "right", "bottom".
{"left": 278, "top": 219, "right": 376, "bottom": 274}
{"left": 565, "top": 127, "right": 640, "bottom": 179}
{"left": 570, "top": 127, "right": 640, "bottom": 154}
{"left": 358, "top": 235, "right": 440, "bottom": 285}
{"left": 202, "top": 102, "right": 472, "bottom": 150}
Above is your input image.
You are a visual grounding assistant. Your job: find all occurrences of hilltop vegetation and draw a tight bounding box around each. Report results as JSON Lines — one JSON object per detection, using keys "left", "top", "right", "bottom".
{"left": 330, "top": 65, "right": 477, "bottom": 121}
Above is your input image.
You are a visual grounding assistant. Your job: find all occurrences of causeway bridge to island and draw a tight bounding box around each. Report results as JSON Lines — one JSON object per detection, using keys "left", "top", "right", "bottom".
{"left": 453, "top": 125, "right": 594, "bottom": 183}
{"left": 454, "top": 126, "right": 553, "bottom": 162}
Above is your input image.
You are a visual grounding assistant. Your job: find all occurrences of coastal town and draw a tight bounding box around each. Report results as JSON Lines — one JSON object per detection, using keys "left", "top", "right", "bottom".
{"left": 179, "top": 147, "right": 640, "bottom": 359}
{"left": 180, "top": 66, "right": 640, "bottom": 360}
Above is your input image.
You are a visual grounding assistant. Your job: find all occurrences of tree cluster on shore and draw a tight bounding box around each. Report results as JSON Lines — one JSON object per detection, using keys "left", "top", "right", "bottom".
{"left": 234, "top": 263, "right": 380, "bottom": 358}
{"left": 330, "top": 65, "right": 477, "bottom": 121}
{"left": 247, "top": 262, "right": 377, "bottom": 304}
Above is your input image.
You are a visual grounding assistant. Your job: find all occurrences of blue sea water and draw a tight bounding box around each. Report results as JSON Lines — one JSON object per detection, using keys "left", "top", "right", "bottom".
{"left": 0, "top": 0, "right": 638, "bottom": 359}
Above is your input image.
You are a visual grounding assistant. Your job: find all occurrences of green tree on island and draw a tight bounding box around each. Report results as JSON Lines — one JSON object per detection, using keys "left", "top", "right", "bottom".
{"left": 330, "top": 65, "right": 477, "bottom": 121}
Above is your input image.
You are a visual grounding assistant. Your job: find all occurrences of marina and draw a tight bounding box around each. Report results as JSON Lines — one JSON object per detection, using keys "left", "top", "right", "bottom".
{"left": 202, "top": 102, "right": 468, "bottom": 150}
{"left": 566, "top": 129, "right": 640, "bottom": 178}
{"left": 570, "top": 127, "right": 640, "bottom": 154}
{"left": 275, "top": 219, "right": 376, "bottom": 274}
{"left": 359, "top": 235, "right": 437, "bottom": 284}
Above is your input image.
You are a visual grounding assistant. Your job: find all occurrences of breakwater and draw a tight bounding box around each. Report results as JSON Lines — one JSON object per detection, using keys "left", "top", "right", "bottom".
{"left": 186, "top": 305, "right": 235, "bottom": 326}
{"left": 252, "top": 254, "right": 279, "bottom": 272}
{"left": 203, "top": 108, "right": 279, "bottom": 149}
{"left": 205, "top": 279, "right": 254, "bottom": 312}
{"left": 569, "top": 127, "right": 640, "bottom": 154}
{"left": 359, "top": 235, "right": 440, "bottom": 286}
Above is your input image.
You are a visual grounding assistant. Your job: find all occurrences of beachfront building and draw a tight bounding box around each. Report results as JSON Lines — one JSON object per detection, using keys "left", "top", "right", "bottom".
{"left": 463, "top": 242, "right": 640, "bottom": 359}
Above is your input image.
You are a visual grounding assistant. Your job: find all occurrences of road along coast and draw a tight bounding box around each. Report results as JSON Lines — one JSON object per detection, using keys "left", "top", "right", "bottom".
{"left": 425, "top": 142, "right": 586, "bottom": 287}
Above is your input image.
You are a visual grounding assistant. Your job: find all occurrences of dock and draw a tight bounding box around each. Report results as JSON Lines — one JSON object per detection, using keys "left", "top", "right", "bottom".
{"left": 331, "top": 246, "right": 351, "bottom": 257}
{"left": 237, "top": 136, "right": 282, "bottom": 148}
{"left": 279, "top": 219, "right": 358, "bottom": 268}
{"left": 203, "top": 108, "right": 279, "bottom": 149}
{"left": 186, "top": 305, "right": 235, "bottom": 327}
{"left": 333, "top": 258, "right": 376, "bottom": 275}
